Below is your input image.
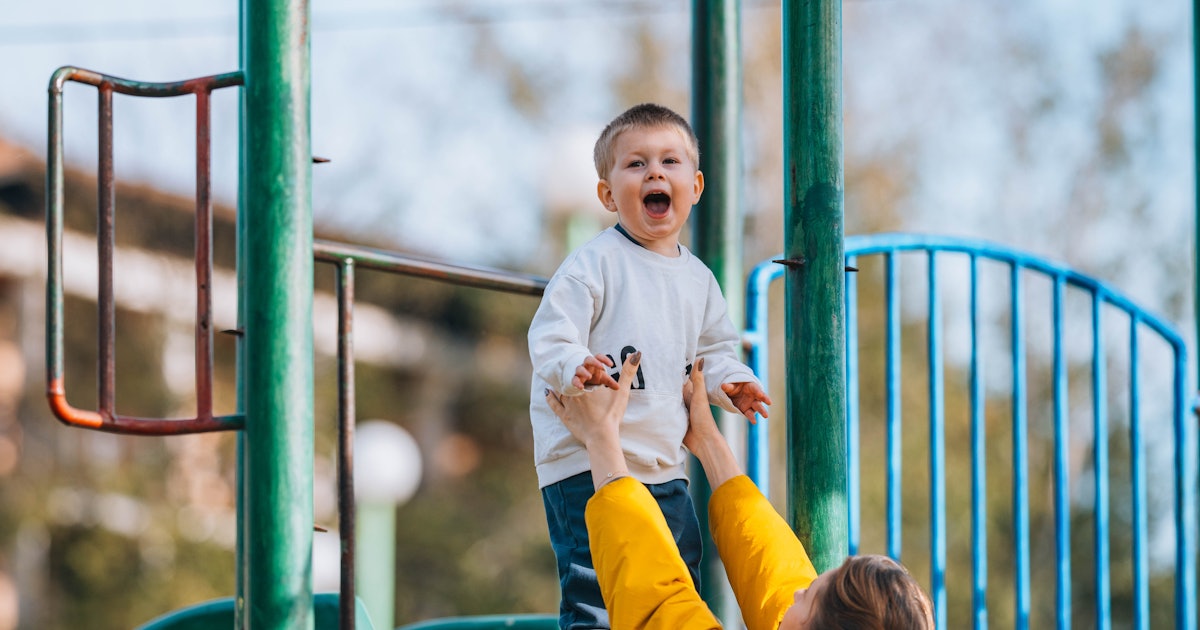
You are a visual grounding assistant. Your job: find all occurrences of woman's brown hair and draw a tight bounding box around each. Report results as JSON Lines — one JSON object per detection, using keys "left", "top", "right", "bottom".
{"left": 808, "top": 555, "right": 935, "bottom": 629}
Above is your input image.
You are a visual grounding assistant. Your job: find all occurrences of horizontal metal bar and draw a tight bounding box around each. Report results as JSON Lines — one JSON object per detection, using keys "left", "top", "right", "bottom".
{"left": 49, "top": 66, "right": 243, "bottom": 98}
{"left": 46, "top": 384, "right": 244, "bottom": 433}
{"left": 313, "top": 239, "right": 548, "bottom": 296}
{"left": 842, "top": 234, "right": 1185, "bottom": 352}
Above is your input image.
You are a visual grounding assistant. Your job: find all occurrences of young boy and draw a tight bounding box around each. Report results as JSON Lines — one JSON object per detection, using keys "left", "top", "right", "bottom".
{"left": 528, "top": 103, "right": 771, "bottom": 629}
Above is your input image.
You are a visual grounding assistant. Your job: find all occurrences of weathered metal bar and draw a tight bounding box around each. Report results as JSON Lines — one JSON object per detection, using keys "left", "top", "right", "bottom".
{"left": 313, "top": 240, "right": 548, "bottom": 296}
{"left": 52, "top": 66, "right": 243, "bottom": 97}
{"left": 241, "top": 0, "right": 314, "bottom": 623}
{"left": 334, "top": 257, "right": 357, "bottom": 630}
{"left": 195, "top": 88, "right": 214, "bottom": 421}
{"left": 782, "top": 0, "right": 846, "bottom": 573}
{"left": 44, "top": 67, "right": 244, "bottom": 435}
{"left": 46, "top": 66, "right": 69, "bottom": 424}
{"left": 98, "top": 84, "right": 116, "bottom": 416}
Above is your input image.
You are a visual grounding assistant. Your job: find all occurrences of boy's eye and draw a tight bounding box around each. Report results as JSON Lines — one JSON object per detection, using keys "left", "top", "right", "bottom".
{"left": 627, "top": 160, "right": 644, "bottom": 168}
{"left": 664, "top": 157, "right": 679, "bottom": 164}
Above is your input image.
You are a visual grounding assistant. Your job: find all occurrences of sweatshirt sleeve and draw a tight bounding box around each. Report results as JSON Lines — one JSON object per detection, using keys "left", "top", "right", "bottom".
{"left": 528, "top": 273, "right": 598, "bottom": 395}
{"left": 710, "top": 476, "right": 819, "bottom": 630}
{"left": 694, "top": 276, "right": 760, "bottom": 414}
{"left": 586, "top": 477, "right": 723, "bottom": 630}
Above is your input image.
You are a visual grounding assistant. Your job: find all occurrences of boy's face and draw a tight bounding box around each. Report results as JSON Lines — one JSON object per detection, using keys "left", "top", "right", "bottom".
{"left": 596, "top": 125, "right": 704, "bottom": 257}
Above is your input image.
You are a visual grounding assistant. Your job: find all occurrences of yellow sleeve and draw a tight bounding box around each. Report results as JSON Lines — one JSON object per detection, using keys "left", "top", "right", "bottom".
{"left": 710, "top": 476, "right": 819, "bottom": 630}
{"left": 586, "top": 477, "right": 723, "bottom": 630}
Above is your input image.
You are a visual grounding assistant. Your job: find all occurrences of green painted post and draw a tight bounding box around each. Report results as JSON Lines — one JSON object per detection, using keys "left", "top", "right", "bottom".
{"left": 235, "top": 1, "right": 248, "bottom": 626}
{"left": 782, "top": 0, "right": 847, "bottom": 573}
{"left": 690, "top": 0, "right": 743, "bottom": 621}
{"left": 241, "top": 0, "right": 314, "bottom": 627}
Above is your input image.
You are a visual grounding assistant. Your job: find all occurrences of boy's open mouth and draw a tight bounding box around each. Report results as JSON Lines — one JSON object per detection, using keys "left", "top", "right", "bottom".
{"left": 643, "top": 192, "right": 671, "bottom": 218}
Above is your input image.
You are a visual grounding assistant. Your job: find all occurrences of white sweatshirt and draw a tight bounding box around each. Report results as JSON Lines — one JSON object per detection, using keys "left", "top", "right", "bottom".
{"left": 528, "top": 226, "right": 759, "bottom": 488}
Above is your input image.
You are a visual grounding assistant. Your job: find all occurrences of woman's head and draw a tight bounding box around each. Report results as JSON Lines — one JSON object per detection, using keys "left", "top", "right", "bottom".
{"left": 785, "top": 554, "right": 934, "bottom": 629}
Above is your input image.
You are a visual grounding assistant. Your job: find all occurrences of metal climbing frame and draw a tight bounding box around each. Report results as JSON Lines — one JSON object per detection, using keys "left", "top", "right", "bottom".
{"left": 746, "top": 233, "right": 1197, "bottom": 630}
{"left": 45, "top": 67, "right": 245, "bottom": 435}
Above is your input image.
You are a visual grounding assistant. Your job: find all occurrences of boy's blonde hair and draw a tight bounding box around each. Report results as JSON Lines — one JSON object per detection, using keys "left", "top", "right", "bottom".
{"left": 810, "top": 555, "right": 935, "bottom": 629}
{"left": 593, "top": 103, "right": 700, "bottom": 179}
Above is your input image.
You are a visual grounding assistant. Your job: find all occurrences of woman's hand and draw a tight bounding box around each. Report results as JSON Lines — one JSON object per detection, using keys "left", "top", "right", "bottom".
{"left": 682, "top": 358, "right": 743, "bottom": 489}
{"left": 545, "top": 352, "right": 641, "bottom": 489}
{"left": 682, "top": 359, "right": 721, "bottom": 452}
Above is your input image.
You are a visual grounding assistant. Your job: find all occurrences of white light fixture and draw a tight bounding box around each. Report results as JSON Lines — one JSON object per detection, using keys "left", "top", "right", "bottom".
{"left": 354, "top": 420, "right": 422, "bottom": 506}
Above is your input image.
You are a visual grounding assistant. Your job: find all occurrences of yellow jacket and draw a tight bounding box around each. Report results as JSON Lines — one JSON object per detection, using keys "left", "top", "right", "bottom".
{"left": 587, "top": 475, "right": 819, "bottom": 630}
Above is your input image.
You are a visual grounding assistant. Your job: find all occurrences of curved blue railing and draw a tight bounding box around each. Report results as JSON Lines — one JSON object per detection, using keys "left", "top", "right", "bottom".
{"left": 744, "top": 233, "right": 1196, "bottom": 630}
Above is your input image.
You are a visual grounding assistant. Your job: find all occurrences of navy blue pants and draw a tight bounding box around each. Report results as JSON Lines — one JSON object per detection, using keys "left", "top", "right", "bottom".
{"left": 541, "top": 472, "right": 702, "bottom": 630}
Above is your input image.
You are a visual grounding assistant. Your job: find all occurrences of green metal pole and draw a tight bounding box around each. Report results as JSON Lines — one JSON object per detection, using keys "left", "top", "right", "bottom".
{"left": 235, "top": 1, "right": 248, "bottom": 626}
{"left": 782, "top": 0, "right": 847, "bottom": 573}
{"left": 242, "top": 0, "right": 314, "bottom": 627}
{"left": 690, "top": 0, "right": 742, "bottom": 622}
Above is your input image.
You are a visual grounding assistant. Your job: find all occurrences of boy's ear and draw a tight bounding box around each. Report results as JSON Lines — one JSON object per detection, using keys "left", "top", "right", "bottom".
{"left": 692, "top": 170, "right": 705, "bottom": 204}
{"left": 596, "top": 179, "right": 618, "bottom": 213}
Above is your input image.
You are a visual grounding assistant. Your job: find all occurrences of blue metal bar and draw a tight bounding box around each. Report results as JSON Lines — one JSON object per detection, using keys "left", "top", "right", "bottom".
{"left": 1129, "top": 319, "right": 1148, "bottom": 630}
{"left": 846, "top": 256, "right": 860, "bottom": 556}
{"left": 1173, "top": 338, "right": 1197, "bottom": 630}
{"left": 1091, "top": 293, "right": 1111, "bottom": 630}
{"left": 1011, "top": 263, "right": 1031, "bottom": 630}
{"left": 968, "top": 254, "right": 988, "bottom": 630}
{"left": 885, "top": 252, "right": 902, "bottom": 561}
{"left": 927, "top": 252, "right": 946, "bottom": 630}
{"left": 1051, "top": 276, "right": 1070, "bottom": 630}
{"left": 745, "top": 258, "right": 784, "bottom": 494}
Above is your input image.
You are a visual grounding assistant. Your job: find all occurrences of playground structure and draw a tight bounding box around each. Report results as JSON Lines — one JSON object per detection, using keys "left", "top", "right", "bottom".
{"left": 40, "top": 1, "right": 1200, "bottom": 629}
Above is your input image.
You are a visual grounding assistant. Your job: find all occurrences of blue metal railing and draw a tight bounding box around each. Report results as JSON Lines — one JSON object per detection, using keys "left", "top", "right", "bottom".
{"left": 744, "top": 233, "right": 1197, "bottom": 630}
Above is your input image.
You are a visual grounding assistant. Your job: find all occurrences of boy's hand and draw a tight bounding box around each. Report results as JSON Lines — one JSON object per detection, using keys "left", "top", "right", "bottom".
{"left": 572, "top": 354, "right": 620, "bottom": 390}
{"left": 721, "top": 381, "right": 772, "bottom": 423}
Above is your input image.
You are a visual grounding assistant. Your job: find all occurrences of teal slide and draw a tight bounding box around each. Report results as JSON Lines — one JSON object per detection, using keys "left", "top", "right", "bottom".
{"left": 136, "top": 593, "right": 375, "bottom": 629}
